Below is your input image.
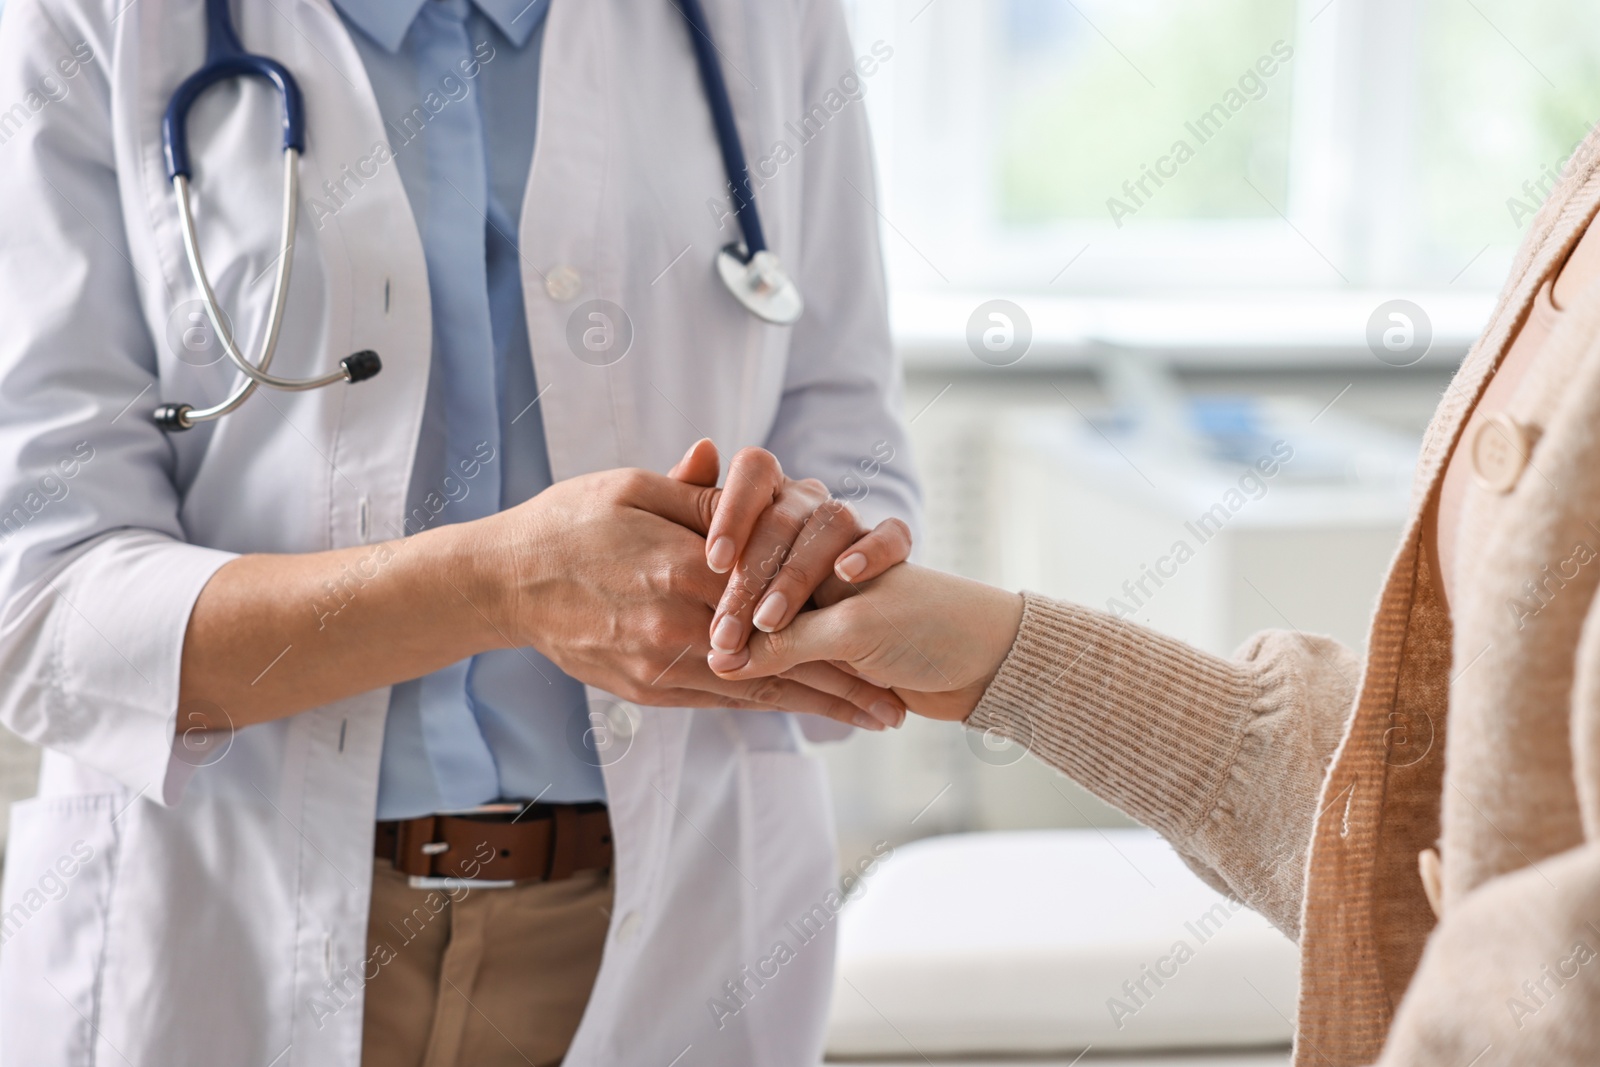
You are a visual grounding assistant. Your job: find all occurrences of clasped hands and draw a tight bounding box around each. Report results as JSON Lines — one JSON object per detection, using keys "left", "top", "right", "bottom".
{"left": 493, "top": 438, "right": 1023, "bottom": 731}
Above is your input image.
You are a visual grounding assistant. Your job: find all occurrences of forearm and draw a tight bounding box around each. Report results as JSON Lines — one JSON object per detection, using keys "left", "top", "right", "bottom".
{"left": 179, "top": 520, "right": 507, "bottom": 729}
{"left": 969, "top": 593, "right": 1360, "bottom": 938}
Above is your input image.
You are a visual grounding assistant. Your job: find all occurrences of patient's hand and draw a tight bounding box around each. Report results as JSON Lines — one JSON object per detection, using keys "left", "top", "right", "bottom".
{"left": 659, "top": 440, "right": 909, "bottom": 728}
{"left": 707, "top": 564, "right": 1025, "bottom": 722}
{"left": 684, "top": 444, "right": 912, "bottom": 657}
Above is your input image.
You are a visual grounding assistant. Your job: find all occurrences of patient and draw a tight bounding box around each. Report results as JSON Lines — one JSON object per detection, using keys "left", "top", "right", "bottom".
{"left": 697, "top": 150, "right": 1600, "bottom": 1064}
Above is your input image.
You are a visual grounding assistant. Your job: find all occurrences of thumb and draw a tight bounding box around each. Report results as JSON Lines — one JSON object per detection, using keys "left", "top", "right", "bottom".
{"left": 669, "top": 438, "right": 721, "bottom": 486}
{"left": 708, "top": 604, "right": 863, "bottom": 680}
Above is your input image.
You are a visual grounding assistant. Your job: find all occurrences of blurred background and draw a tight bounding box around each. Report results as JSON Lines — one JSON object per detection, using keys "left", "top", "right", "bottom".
{"left": 815, "top": 0, "right": 1598, "bottom": 883}
{"left": 2, "top": 0, "right": 1596, "bottom": 1062}
{"left": 811, "top": 0, "right": 1596, "bottom": 1061}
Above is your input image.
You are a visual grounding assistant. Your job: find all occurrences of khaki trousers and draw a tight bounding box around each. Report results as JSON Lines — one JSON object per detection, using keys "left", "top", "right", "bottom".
{"left": 360, "top": 859, "right": 613, "bottom": 1067}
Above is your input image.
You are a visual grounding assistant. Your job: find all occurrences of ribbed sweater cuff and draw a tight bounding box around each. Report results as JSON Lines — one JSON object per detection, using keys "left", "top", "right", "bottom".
{"left": 966, "top": 592, "right": 1265, "bottom": 844}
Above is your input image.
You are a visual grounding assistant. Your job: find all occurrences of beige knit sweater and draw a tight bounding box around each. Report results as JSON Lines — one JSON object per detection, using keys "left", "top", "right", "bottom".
{"left": 968, "top": 136, "right": 1600, "bottom": 1066}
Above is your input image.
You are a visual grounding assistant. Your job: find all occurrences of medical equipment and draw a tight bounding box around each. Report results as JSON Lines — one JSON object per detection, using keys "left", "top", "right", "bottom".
{"left": 155, "top": 0, "right": 381, "bottom": 431}
{"left": 675, "top": 0, "right": 805, "bottom": 326}
{"left": 153, "top": 0, "right": 800, "bottom": 432}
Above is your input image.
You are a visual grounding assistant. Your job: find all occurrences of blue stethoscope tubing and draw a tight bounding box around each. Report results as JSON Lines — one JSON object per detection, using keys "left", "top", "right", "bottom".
{"left": 154, "top": 0, "right": 799, "bottom": 432}
{"left": 156, "top": 0, "right": 379, "bottom": 431}
{"left": 673, "top": 0, "right": 805, "bottom": 326}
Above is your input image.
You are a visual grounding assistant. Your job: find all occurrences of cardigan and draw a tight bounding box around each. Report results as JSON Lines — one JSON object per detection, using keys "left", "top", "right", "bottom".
{"left": 967, "top": 126, "right": 1600, "bottom": 1067}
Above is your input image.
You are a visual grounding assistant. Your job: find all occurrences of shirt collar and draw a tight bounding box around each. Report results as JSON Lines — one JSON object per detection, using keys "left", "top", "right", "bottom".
{"left": 333, "top": 0, "right": 550, "bottom": 55}
{"left": 476, "top": 0, "right": 551, "bottom": 46}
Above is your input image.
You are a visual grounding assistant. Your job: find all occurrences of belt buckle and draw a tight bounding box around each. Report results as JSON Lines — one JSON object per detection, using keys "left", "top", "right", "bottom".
{"left": 405, "top": 801, "right": 531, "bottom": 891}
{"left": 406, "top": 875, "right": 517, "bottom": 891}
{"left": 438, "top": 801, "right": 530, "bottom": 819}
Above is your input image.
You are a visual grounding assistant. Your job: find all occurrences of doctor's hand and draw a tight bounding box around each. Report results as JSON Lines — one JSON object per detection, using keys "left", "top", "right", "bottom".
{"left": 679, "top": 444, "right": 913, "bottom": 660}
{"left": 707, "top": 564, "right": 1025, "bottom": 723}
{"left": 483, "top": 462, "right": 906, "bottom": 731}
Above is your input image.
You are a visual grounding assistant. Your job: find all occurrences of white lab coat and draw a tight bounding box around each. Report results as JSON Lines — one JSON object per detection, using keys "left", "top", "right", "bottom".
{"left": 0, "top": 0, "right": 918, "bottom": 1063}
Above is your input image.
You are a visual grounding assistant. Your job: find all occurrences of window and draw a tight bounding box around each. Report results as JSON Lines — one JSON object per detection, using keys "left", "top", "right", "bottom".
{"left": 1414, "top": 1, "right": 1600, "bottom": 278}
{"left": 996, "top": 0, "right": 1296, "bottom": 228}
{"left": 846, "top": 0, "right": 1600, "bottom": 297}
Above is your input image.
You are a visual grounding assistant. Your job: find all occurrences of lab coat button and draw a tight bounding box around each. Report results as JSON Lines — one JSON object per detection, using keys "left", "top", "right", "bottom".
{"left": 615, "top": 909, "right": 642, "bottom": 945}
{"left": 546, "top": 266, "right": 582, "bottom": 302}
{"left": 1470, "top": 412, "right": 1536, "bottom": 493}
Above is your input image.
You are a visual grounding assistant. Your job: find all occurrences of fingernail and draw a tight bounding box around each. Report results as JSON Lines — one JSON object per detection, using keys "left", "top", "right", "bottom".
{"left": 869, "top": 700, "right": 902, "bottom": 728}
{"left": 711, "top": 615, "right": 742, "bottom": 653}
{"left": 708, "top": 537, "right": 736, "bottom": 573}
{"left": 852, "top": 711, "right": 885, "bottom": 731}
{"left": 836, "top": 553, "right": 866, "bottom": 580}
{"left": 707, "top": 649, "right": 749, "bottom": 673}
{"left": 752, "top": 592, "right": 788, "bottom": 632}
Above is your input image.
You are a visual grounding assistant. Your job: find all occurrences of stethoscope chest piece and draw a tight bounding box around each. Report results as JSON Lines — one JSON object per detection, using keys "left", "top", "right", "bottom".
{"left": 716, "top": 245, "right": 803, "bottom": 326}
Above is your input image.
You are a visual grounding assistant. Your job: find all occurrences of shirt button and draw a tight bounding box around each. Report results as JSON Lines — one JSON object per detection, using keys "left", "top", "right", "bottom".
{"left": 545, "top": 265, "right": 582, "bottom": 302}
{"left": 1417, "top": 848, "right": 1443, "bottom": 919}
{"left": 614, "top": 909, "right": 643, "bottom": 945}
{"left": 1470, "top": 412, "right": 1536, "bottom": 493}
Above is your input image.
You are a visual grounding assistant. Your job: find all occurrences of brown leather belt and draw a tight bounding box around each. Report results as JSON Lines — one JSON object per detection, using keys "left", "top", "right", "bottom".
{"left": 375, "top": 801, "right": 612, "bottom": 883}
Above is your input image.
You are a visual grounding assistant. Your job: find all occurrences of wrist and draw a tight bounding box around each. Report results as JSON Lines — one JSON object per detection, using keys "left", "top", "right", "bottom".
{"left": 423, "top": 513, "right": 523, "bottom": 652}
{"left": 964, "top": 588, "right": 1026, "bottom": 718}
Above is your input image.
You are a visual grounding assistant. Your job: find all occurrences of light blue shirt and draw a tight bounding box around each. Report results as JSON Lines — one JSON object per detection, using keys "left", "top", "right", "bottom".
{"left": 333, "top": 0, "right": 605, "bottom": 819}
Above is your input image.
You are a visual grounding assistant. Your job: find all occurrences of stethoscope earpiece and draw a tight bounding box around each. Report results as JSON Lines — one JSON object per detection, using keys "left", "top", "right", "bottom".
{"left": 155, "top": 350, "right": 385, "bottom": 433}
{"left": 341, "top": 350, "right": 384, "bottom": 383}
{"left": 153, "top": 404, "right": 195, "bottom": 432}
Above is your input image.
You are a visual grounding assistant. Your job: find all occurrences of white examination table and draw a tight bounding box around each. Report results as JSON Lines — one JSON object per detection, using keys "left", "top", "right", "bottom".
{"left": 826, "top": 829, "right": 1297, "bottom": 1066}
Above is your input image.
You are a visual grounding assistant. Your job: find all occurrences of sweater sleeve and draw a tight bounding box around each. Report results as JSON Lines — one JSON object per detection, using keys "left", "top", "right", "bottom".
{"left": 965, "top": 592, "right": 1360, "bottom": 939}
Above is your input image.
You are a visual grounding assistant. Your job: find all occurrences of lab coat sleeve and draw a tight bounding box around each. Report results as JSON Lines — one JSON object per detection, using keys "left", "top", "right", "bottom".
{"left": 0, "top": 0, "right": 237, "bottom": 804}
{"left": 762, "top": 0, "right": 922, "bottom": 540}
{"left": 967, "top": 593, "right": 1361, "bottom": 939}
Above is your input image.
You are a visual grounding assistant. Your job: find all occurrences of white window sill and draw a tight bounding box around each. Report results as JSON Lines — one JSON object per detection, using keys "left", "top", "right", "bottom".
{"left": 891, "top": 289, "right": 1498, "bottom": 370}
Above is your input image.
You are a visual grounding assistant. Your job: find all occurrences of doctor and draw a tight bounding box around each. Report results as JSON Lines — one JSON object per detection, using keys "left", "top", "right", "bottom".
{"left": 0, "top": 0, "right": 918, "bottom": 1064}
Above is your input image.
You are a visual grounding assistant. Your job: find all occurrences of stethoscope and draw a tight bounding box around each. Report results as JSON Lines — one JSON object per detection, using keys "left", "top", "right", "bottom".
{"left": 155, "top": 0, "right": 802, "bottom": 432}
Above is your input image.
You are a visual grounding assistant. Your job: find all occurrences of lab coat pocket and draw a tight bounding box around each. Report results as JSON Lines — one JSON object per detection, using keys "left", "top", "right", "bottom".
{"left": 0, "top": 794, "right": 120, "bottom": 1067}
{"left": 739, "top": 750, "right": 837, "bottom": 1060}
